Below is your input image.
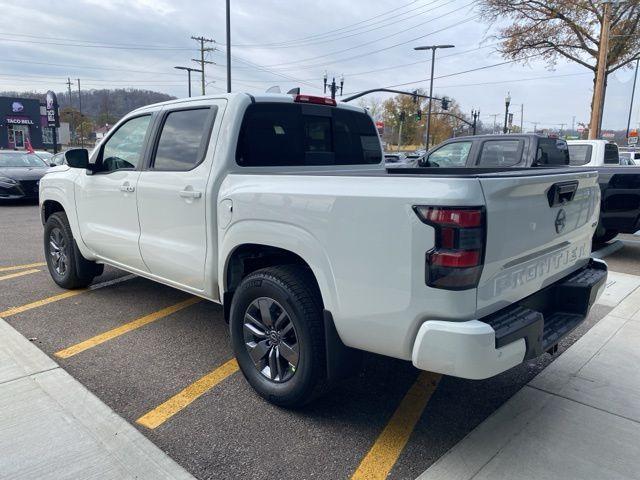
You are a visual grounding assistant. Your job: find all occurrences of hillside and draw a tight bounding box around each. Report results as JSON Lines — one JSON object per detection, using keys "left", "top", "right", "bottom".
{"left": 0, "top": 88, "right": 176, "bottom": 123}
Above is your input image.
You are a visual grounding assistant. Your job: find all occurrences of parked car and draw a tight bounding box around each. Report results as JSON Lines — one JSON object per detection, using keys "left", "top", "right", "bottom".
{"left": 34, "top": 150, "right": 55, "bottom": 165}
{"left": 619, "top": 150, "right": 640, "bottom": 165}
{"left": 420, "top": 134, "right": 640, "bottom": 244}
{"left": 0, "top": 151, "right": 50, "bottom": 201}
{"left": 567, "top": 140, "right": 620, "bottom": 166}
{"left": 49, "top": 152, "right": 67, "bottom": 166}
{"left": 40, "top": 93, "right": 606, "bottom": 406}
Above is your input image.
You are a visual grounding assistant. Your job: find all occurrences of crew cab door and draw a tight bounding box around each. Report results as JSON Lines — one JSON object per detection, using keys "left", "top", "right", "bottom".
{"left": 136, "top": 102, "right": 222, "bottom": 290}
{"left": 75, "top": 114, "right": 154, "bottom": 271}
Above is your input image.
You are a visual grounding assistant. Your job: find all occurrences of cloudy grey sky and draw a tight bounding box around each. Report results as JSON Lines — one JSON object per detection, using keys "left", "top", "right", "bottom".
{"left": 1, "top": 0, "right": 638, "bottom": 131}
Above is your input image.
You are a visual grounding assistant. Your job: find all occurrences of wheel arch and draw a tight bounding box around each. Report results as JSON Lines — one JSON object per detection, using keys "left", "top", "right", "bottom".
{"left": 219, "top": 222, "right": 339, "bottom": 320}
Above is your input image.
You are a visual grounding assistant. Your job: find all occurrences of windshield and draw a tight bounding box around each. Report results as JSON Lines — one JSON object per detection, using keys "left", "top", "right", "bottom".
{"left": 0, "top": 152, "right": 47, "bottom": 168}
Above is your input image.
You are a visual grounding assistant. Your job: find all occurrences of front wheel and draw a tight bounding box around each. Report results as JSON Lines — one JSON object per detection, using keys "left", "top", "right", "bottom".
{"left": 229, "top": 265, "right": 328, "bottom": 407}
{"left": 44, "top": 212, "right": 101, "bottom": 289}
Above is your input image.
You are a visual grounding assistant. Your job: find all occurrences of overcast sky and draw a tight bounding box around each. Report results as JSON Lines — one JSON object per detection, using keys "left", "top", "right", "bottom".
{"left": 1, "top": 0, "right": 638, "bottom": 131}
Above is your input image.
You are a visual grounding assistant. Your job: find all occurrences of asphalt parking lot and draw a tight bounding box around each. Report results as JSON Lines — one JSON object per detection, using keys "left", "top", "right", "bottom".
{"left": 0, "top": 201, "right": 631, "bottom": 480}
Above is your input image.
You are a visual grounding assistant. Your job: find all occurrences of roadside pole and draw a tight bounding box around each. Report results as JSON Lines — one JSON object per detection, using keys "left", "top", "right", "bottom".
{"left": 589, "top": 0, "right": 611, "bottom": 139}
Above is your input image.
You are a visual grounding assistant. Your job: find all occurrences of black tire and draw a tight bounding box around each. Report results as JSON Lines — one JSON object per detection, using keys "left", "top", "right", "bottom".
{"left": 229, "top": 265, "right": 328, "bottom": 407}
{"left": 593, "top": 229, "right": 618, "bottom": 246}
{"left": 44, "top": 212, "right": 101, "bottom": 289}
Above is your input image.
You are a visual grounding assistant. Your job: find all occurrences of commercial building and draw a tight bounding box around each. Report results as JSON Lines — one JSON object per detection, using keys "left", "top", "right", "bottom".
{"left": 0, "top": 96, "right": 68, "bottom": 151}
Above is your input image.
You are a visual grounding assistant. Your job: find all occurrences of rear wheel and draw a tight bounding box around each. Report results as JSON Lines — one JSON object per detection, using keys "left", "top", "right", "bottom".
{"left": 593, "top": 228, "right": 618, "bottom": 246}
{"left": 44, "top": 212, "right": 101, "bottom": 289}
{"left": 229, "top": 265, "right": 328, "bottom": 407}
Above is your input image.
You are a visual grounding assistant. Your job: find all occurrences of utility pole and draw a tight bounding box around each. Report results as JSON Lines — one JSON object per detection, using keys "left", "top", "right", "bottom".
{"left": 191, "top": 36, "right": 216, "bottom": 95}
{"left": 532, "top": 121, "right": 539, "bottom": 133}
{"left": 572, "top": 115, "right": 576, "bottom": 134}
{"left": 626, "top": 58, "right": 639, "bottom": 140}
{"left": 226, "top": 0, "right": 232, "bottom": 93}
{"left": 471, "top": 109, "right": 480, "bottom": 136}
{"left": 489, "top": 114, "right": 499, "bottom": 134}
{"left": 559, "top": 123, "right": 566, "bottom": 136}
{"left": 76, "top": 78, "right": 83, "bottom": 148}
{"left": 589, "top": 0, "right": 612, "bottom": 139}
{"left": 520, "top": 104, "right": 524, "bottom": 133}
{"left": 414, "top": 44, "right": 455, "bottom": 149}
{"left": 66, "top": 78, "right": 74, "bottom": 145}
{"left": 397, "top": 111, "right": 405, "bottom": 152}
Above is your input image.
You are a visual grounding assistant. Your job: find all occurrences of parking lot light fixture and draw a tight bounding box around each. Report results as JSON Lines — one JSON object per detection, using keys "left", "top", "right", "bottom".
{"left": 414, "top": 44, "right": 455, "bottom": 149}
{"left": 503, "top": 92, "right": 512, "bottom": 134}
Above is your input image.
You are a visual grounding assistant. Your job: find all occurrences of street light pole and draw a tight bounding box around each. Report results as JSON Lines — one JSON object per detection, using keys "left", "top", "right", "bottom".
{"left": 626, "top": 58, "right": 639, "bottom": 140}
{"left": 414, "top": 44, "right": 454, "bottom": 149}
{"left": 174, "top": 66, "right": 203, "bottom": 97}
{"left": 226, "top": 0, "right": 232, "bottom": 93}
{"left": 323, "top": 72, "right": 344, "bottom": 99}
{"left": 503, "top": 92, "right": 511, "bottom": 134}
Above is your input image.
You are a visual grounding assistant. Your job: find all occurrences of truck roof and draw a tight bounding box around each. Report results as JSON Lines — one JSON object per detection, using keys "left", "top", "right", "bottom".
{"left": 440, "top": 133, "right": 553, "bottom": 142}
{"left": 131, "top": 92, "right": 367, "bottom": 114}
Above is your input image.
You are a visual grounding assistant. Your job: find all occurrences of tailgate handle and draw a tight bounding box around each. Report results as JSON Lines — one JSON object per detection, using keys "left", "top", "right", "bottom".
{"left": 547, "top": 181, "right": 578, "bottom": 207}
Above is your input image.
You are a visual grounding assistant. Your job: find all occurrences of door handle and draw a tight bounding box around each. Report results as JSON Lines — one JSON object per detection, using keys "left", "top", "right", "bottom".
{"left": 179, "top": 190, "right": 202, "bottom": 199}
{"left": 120, "top": 183, "right": 135, "bottom": 193}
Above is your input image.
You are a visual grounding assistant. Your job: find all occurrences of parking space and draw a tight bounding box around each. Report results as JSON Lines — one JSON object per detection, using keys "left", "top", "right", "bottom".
{"left": 0, "top": 203, "right": 627, "bottom": 479}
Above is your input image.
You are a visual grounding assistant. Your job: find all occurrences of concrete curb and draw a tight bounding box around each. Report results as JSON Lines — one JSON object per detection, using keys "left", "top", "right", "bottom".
{"left": 0, "top": 317, "right": 195, "bottom": 480}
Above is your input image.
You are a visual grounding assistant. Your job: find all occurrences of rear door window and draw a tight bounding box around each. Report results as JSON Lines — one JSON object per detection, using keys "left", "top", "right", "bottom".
{"left": 477, "top": 140, "right": 523, "bottom": 167}
{"left": 568, "top": 144, "right": 592, "bottom": 165}
{"left": 604, "top": 143, "right": 619, "bottom": 164}
{"left": 151, "top": 107, "right": 215, "bottom": 171}
{"left": 236, "top": 103, "right": 381, "bottom": 166}
{"left": 536, "top": 138, "right": 569, "bottom": 165}
{"left": 426, "top": 141, "right": 472, "bottom": 167}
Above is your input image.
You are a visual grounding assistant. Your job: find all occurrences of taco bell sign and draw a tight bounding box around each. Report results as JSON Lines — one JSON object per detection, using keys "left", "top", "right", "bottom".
{"left": 46, "top": 90, "right": 59, "bottom": 128}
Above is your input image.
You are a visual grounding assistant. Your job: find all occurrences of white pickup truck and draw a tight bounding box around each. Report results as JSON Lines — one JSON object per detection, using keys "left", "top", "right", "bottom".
{"left": 40, "top": 93, "right": 607, "bottom": 406}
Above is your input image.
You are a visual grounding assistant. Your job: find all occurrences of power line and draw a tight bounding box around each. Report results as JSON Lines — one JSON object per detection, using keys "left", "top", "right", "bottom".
{"left": 229, "top": 0, "right": 424, "bottom": 48}
{"left": 224, "top": 0, "right": 450, "bottom": 50}
{"left": 0, "top": 37, "right": 194, "bottom": 51}
{"left": 258, "top": 2, "right": 478, "bottom": 69}
{"left": 0, "top": 32, "right": 193, "bottom": 50}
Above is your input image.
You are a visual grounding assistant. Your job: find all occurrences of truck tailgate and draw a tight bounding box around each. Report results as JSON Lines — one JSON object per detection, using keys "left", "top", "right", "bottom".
{"left": 476, "top": 170, "right": 600, "bottom": 317}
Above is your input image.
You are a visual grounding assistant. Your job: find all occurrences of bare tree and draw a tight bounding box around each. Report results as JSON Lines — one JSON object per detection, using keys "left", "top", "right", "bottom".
{"left": 480, "top": 0, "right": 640, "bottom": 135}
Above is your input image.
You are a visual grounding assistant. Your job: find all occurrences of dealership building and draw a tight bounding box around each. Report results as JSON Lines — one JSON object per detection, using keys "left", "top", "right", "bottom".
{"left": 0, "top": 96, "right": 69, "bottom": 151}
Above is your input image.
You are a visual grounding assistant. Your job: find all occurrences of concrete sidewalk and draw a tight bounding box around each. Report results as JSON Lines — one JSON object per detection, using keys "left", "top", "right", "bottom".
{"left": 419, "top": 279, "right": 640, "bottom": 480}
{"left": 0, "top": 318, "right": 194, "bottom": 480}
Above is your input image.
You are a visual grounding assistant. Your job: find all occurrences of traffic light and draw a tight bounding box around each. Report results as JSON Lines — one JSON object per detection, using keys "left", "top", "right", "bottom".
{"left": 399, "top": 111, "right": 406, "bottom": 122}
{"left": 441, "top": 96, "right": 450, "bottom": 110}
{"left": 412, "top": 90, "right": 419, "bottom": 105}
{"left": 415, "top": 109, "right": 422, "bottom": 121}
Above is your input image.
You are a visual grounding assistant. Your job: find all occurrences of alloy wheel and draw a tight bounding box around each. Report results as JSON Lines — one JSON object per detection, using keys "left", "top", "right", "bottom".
{"left": 243, "top": 297, "right": 299, "bottom": 382}
{"left": 49, "top": 227, "right": 68, "bottom": 276}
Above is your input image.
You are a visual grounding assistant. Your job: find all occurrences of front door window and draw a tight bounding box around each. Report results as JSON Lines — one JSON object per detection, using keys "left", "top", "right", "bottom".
{"left": 14, "top": 128, "right": 24, "bottom": 149}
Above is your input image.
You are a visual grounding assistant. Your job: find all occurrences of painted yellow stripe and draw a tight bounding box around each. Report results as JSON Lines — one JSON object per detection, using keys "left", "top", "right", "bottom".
{"left": 137, "top": 358, "right": 239, "bottom": 429}
{"left": 351, "top": 371, "right": 441, "bottom": 480}
{"left": 0, "top": 262, "right": 46, "bottom": 273}
{"left": 55, "top": 297, "right": 201, "bottom": 359}
{"left": 0, "top": 274, "right": 136, "bottom": 318}
{"left": 0, "top": 269, "right": 40, "bottom": 282}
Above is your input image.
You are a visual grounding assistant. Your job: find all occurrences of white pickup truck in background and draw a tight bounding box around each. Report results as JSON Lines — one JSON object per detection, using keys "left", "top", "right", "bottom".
{"left": 40, "top": 93, "right": 606, "bottom": 406}
{"left": 567, "top": 139, "right": 620, "bottom": 166}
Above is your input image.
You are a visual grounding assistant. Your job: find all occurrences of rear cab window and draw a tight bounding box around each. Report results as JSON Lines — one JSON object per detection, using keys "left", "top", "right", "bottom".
{"left": 236, "top": 103, "right": 382, "bottom": 166}
{"left": 568, "top": 144, "right": 593, "bottom": 166}
{"left": 536, "top": 138, "right": 569, "bottom": 166}
{"left": 604, "top": 143, "right": 619, "bottom": 164}
{"left": 477, "top": 139, "right": 523, "bottom": 167}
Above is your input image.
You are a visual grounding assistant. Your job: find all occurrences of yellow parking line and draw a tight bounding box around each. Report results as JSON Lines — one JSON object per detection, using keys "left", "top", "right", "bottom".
{"left": 137, "top": 358, "right": 239, "bottom": 429}
{"left": 0, "top": 274, "right": 136, "bottom": 318}
{"left": 351, "top": 371, "right": 441, "bottom": 480}
{"left": 0, "top": 262, "right": 46, "bottom": 273}
{"left": 0, "top": 269, "right": 40, "bottom": 282}
{"left": 55, "top": 297, "right": 201, "bottom": 359}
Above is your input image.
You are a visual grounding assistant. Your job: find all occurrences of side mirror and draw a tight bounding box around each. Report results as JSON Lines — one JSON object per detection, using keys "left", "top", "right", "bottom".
{"left": 64, "top": 149, "right": 90, "bottom": 169}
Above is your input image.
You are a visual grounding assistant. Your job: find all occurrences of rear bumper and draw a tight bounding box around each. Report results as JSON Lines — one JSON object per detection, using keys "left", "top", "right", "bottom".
{"left": 411, "top": 259, "right": 607, "bottom": 379}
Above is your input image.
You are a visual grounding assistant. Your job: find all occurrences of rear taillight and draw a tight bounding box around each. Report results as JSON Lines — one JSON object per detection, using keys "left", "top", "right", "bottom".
{"left": 414, "top": 206, "right": 485, "bottom": 290}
